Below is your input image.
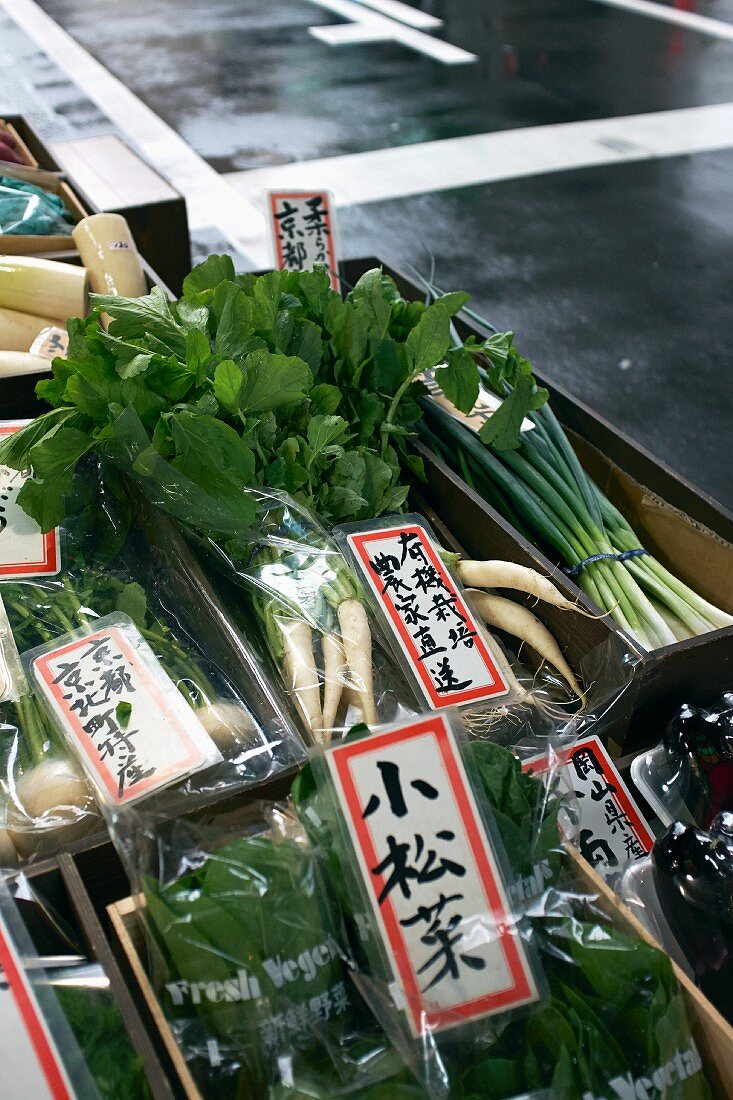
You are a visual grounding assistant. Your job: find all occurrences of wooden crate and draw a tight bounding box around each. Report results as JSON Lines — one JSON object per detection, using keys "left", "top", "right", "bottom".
{"left": 341, "top": 258, "right": 733, "bottom": 753}
{"left": 106, "top": 844, "right": 733, "bottom": 1100}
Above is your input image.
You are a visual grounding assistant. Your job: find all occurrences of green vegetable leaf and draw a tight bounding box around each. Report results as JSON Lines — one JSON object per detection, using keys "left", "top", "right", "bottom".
{"left": 167, "top": 411, "right": 256, "bottom": 526}
{"left": 90, "top": 287, "right": 187, "bottom": 358}
{"left": 115, "top": 582, "right": 148, "bottom": 629}
{"left": 306, "top": 414, "right": 349, "bottom": 462}
{"left": 435, "top": 346, "right": 480, "bottom": 414}
{"left": 436, "top": 290, "right": 470, "bottom": 317}
{"left": 213, "top": 359, "right": 244, "bottom": 414}
{"left": 478, "top": 372, "right": 533, "bottom": 451}
{"left": 182, "top": 254, "right": 236, "bottom": 296}
{"left": 309, "top": 383, "right": 341, "bottom": 416}
{"left": 239, "top": 351, "right": 312, "bottom": 414}
{"left": 17, "top": 427, "right": 94, "bottom": 532}
{"left": 405, "top": 301, "right": 451, "bottom": 373}
{"left": 349, "top": 268, "right": 392, "bottom": 339}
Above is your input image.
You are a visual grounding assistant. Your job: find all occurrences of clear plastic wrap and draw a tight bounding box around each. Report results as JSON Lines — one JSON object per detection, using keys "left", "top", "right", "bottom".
{"left": 620, "top": 812, "right": 733, "bottom": 1026}
{"left": 0, "top": 175, "right": 74, "bottom": 235}
{"left": 116, "top": 801, "right": 406, "bottom": 1099}
{"left": 0, "top": 458, "right": 304, "bottom": 865}
{"left": 291, "top": 711, "right": 711, "bottom": 1100}
{"left": 631, "top": 693, "right": 733, "bottom": 830}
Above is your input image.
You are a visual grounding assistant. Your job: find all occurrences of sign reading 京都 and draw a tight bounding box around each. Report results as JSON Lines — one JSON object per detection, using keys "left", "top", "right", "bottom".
{"left": 30, "top": 616, "right": 219, "bottom": 806}
{"left": 0, "top": 421, "right": 60, "bottom": 581}
{"left": 268, "top": 190, "right": 339, "bottom": 288}
{"left": 326, "top": 713, "right": 539, "bottom": 1036}
{"left": 523, "top": 735, "right": 654, "bottom": 882}
{"left": 346, "top": 522, "right": 513, "bottom": 709}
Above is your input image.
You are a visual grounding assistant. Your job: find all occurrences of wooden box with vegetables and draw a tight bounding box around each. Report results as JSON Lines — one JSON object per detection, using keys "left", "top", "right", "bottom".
{"left": 1, "top": 244, "right": 733, "bottom": 1100}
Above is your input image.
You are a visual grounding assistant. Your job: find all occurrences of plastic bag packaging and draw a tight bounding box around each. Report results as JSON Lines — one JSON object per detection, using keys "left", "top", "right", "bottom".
{"left": 620, "top": 812, "right": 733, "bottom": 1025}
{"left": 0, "top": 175, "right": 74, "bottom": 235}
{"left": 89, "top": 405, "right": 421, "bottom": 745}
{"left": 116, "top": 800, "right": 408, "bottom": 1099}
{"left": 291, "top": 710, "right": 712, "bottom": 1100}
{"left": 0, "top": 874, "right": 150, "bottom": 1099}
{"left": 631, "top": 693, "right": 733, "bottom": 829}
{"left": 0, "top": 457, "right": 305, "bottom": 865}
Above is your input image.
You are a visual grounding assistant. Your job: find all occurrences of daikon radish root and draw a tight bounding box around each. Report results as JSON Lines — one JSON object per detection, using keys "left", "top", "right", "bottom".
{"left": 0, "top": 305, "right": 56, "bottom": 352}
{"left": 466, "top": 588, "right": 585, "bottom": 701}
{"left": 458, "top": 559, "right": 583, "bottom": 613}
{"left": 0, "top": 351, "right": 51, "bottom": 377}
{"left": 322, "top": 632, "right": 347, "bottom": 739}
{"left": 278, "top": 616, "right": 323, "bottom": 737}
{"left": 0, "top": 255, "right": 87, "bottom": 320}
{"left": 197, "top": 701, "right": 258, "bottom": 751}
{"left": 0, "top": 827, "right": 17, "bottom": 867}
{"left": 338, "top": 598, "right": 378, "bottom": 726}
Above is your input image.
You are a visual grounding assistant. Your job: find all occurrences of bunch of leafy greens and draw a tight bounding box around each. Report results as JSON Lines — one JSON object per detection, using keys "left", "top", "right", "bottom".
{"left": 141, "top": 827, "right": 404, "bottom": 1099}
{"left": 291, "top": 740, "right": 711, "bottom": 1100}
{"left": 0, "top": 258, "right": 539, "bottom": 539}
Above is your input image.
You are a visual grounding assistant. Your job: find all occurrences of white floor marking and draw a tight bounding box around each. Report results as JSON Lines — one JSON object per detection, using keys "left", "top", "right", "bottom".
{"left": 0, "top": 0, "right": 273, "bottom": 266}
{"left": 589, "top": 0, "right": 733, "bottom": 42}
{"left": 350, "top": 0, "right": 442, "bottom": 30}
{"left": 225, "top": 102, "right": 733, "bottom": 206}
{"left": 305, "top": 0, "right": 477, "bottom": 63}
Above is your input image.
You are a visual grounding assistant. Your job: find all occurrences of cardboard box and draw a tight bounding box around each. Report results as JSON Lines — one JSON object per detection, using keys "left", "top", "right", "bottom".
{"left": 341, "top": 258, "right": 733, "bottom": 753}
{"left": 0, "top": 122, "right": 88, "bottom": 254}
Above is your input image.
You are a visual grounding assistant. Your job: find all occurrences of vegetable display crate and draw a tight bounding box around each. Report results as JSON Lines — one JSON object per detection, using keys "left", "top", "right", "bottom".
{"left": 340, "top": 259, "right": 733, "bottom": 755}
{"left": 0, "top": 117, "right": 89, "bottom": 255}
{"left": 2, "top": 116, "right": 190, "bottom": 292}
{"left": 102, "top": 840, "right": 733, "bottom": 1100}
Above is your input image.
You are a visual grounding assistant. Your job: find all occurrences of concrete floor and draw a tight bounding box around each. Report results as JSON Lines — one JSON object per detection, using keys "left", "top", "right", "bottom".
{"left": 0, "top": 0, "right": 731, "bottom": 507}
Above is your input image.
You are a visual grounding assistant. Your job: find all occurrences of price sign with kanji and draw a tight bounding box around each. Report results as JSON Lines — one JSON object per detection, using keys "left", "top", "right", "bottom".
{"left": 268, "top": 190, "right": 339, "bottom": 288}
{"left": 326, "top": 713, "right": 540, "bottom": 1036}
{"left": 344, "top": 520, "right": 514, "bottom": 709}
{"left": 523, "top": 735, "right": 654, "bottom": 882}
{"left": 29, "top": 615, "right": 219, "bottom": 806}
{"left": 0, "top": 422, "right": 60, "bottom": 580}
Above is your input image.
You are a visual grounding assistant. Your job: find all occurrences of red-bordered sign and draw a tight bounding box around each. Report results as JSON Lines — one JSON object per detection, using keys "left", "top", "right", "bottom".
{"left": 523, "top": 735, "right": 654, "bottom": 875}
{"left": 268, "top": 190, "right": 339, "bottom": 289}
{"left": 32, "top": 623, "right": 215, "bottom": 806}
{"left": 0, "top": 422, "right": 60, "bottom": 580}
{"left": 327, "top": 714, "right": 539, "bottom": 1035}
{"left": 0, "top": 918, "right": 74, "bottom": 1099}
{"left": 348, "top": 524, "right": 512, "bottom": 708}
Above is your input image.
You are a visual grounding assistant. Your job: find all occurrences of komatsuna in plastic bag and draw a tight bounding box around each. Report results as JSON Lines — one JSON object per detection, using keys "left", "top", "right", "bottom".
{"left": 291, "top": 711, "right": 712, "bottom": 1100}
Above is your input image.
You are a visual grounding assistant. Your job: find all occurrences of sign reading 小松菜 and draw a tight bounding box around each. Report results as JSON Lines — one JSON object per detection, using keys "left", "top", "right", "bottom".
{"left": 346, "top": 522, "right": 513, "bottom": 709}
{"left": 268, "top": 190, "right": 339, "bottom": 289}
{"left": 326, "top": 713, "right": 539, "bottom": 1036}
{"left": 0, "top": 422, "right": 60, "bottom": 581}
{"left": 523, "top": 735, "right": 654, "bottom": 881}
{"left": 30, "top": 617, "right": 219, "bottom": 807}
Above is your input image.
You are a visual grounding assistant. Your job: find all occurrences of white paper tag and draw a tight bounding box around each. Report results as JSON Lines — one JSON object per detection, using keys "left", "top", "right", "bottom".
{"left": 28, "top": 327, "right": 68, "bottom": 362}
{"left": 0, "top": 422, "right": 61, "bottom": 581}
{"left": 268, "top": 190, "right": 339, "bottom": 289}
{"left": 347, "top": 522, "right": 513, "bottom": 709}
{"left": 30, "top": 616, "right": 220, "bottom": 806}
{"left": 524, "top": 735, "right": 654, "bottom": 882}
{"left": 326, "top": 713, "right": 539, "bottom": 1036}
{"left": 423, "top": 371, "right": 534, "bottom": 435}
{"left": 0, "top": 913, "right": 76, "bottom": 1100}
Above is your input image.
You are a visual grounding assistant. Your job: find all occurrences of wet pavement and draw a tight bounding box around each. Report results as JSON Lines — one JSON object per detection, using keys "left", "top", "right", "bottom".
{"left": 0, "top": 0, "right": 731, "bottom": 507}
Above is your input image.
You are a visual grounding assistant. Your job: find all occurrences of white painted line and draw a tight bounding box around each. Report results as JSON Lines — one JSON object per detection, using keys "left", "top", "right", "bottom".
{"left": 0, "top": 0, "right": 273, "bottom": 266}
{"left": 351, "top": 0, "right": 442, "bottom": 29}
{"left": 590, "top": 0, "right": 733, "bottom": 42}
{"left": 305, "top": 0, "right": 477, "bottom": 63}
{"left": 225, "top": 102, "right": 733, "bottom": 207}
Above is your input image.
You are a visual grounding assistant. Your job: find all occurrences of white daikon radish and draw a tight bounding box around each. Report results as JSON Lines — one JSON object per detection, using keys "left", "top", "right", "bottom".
{"left": 0, "top": 351, "right": 51, "bottom": 377}
{"left": 8, "top": 755, "right": 96, "bottom": 858}
{"left": 0, "top": 827, "right": 17, "bottom": 867}
{"left": 279, "top": 616, "right": 323, "bottom": 737}
{"left": 0, "top": 255, "right": 87, "bottom": 320}
{"left": 0, "top": 305, "right": 56, "bottom": 351}
{"left": 337, "top": 598, "right": 378, "bottom": 726}
{"left": 197, "top": 701, "right": 258, "bottom": 752}
{"left": 72, "top": 213, "right": 146, "bottom": 298}
{"left": 457, "top": 559, "right": 582, "bottom": 612}
{"left": 321, "top": 632, "right": 347, "bottom": 739}
{"left": 466, "top": 588, "right": 585, "bottom": 701}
